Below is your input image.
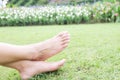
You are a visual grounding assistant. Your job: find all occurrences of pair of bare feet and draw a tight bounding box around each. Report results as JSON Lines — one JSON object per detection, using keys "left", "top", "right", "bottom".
{"left": 4, "top": 31, "right": 70, "bottom": 80}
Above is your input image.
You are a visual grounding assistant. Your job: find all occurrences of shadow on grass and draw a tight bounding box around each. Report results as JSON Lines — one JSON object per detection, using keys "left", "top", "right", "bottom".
{"left": 29, "top": 70, "right": 63, "bottom": 80}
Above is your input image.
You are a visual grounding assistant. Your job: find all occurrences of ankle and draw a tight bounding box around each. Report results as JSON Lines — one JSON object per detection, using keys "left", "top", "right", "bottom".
{"left": 27, "top": 43, "right": 48, "bottom": 60}
{"left": 22, "top": 45, "right": 39, "bottom": 60}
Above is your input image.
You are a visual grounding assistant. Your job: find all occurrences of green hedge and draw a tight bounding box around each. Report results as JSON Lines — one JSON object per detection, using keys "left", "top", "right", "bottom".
{"left": 7, "top": 0, "right": 120, "bottom": 6}
{"left": 0, "top": 2, "right": 120, "bottom": 26}
{"left": 8, "top": 0, "right": 49, "bottom": 7}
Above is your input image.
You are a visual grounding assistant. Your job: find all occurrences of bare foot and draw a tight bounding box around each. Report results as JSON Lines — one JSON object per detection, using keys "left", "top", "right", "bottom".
{"left": 4, "top": 59, "right": 65, "bottom": 80}
{"left": 29, "top": 31, "right": 70, "bottom": 61}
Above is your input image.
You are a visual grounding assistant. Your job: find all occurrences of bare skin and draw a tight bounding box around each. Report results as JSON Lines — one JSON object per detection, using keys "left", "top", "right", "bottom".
{"left": 2, "top": 31, "right": 70, "bottom": 80}
{"left": 0, "top": 31, "right": 70, "bottom": 64}
{"left": 30, "top": 31, "right": 70, "bottom": 61}
{"left": 4, "top": 59, "right": 66, "bottom": 80}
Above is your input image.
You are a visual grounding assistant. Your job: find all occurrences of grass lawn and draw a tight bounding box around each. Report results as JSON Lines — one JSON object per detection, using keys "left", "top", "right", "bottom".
{"left": 0, "top": 23, "right": 120, "bottom": 80}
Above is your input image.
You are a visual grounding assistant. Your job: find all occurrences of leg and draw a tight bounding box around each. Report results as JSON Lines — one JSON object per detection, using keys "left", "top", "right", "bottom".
{"left": 0, "top": 42, "right": 35, "bottom": 64}
{"left": 0, "top": 31, "right": 70, "bottom": 64}
{"left": 3, "top": 59, "right": 66, "bottom": 80}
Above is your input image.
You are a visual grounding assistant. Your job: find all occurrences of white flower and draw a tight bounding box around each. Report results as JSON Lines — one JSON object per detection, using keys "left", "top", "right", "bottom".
{"left": 0, "top": 0, "right": 8, "bottom": 8}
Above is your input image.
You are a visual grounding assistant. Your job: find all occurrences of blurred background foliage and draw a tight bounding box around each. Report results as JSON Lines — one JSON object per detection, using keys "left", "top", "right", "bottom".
{"left": 7, "top": 0, "right": 120, "bottom": 7}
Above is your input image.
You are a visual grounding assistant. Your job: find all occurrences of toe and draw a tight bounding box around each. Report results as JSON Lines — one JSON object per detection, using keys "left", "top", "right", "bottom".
{"left": 58, "top": 59, "right": 66, "bottom": 66}
{"left": 57, "top": 31, "right": 68, "bottom": 37}
{"left": 58, "top": 32, "right": 65, "bottom": 37}
{"left": 50, "top": 59, "right": 66, "bottom": 71}
{"left": 62, "top": 43, "right": 68, "bottom": 48}
{"left": 62, "top": 37, "right": 70, "bottom": 42}
{"left": 62, "top": 40, "right": 70, "bottom": 45}
{"left": 61, "top": 34, "right": 70, "bottom": 40}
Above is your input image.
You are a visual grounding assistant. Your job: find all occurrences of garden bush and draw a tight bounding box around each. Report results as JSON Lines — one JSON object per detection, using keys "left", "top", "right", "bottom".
{"left": 0, "top": 2, "right": 120, "bottom": 26}
{"left": 8, "top": 0, "right": 49, "bottom": 6}
{"left": 7, "top": 0, "right": 120, "bottom": 6}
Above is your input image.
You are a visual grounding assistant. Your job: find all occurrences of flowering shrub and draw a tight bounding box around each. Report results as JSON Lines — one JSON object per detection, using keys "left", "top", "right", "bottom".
{"left": 91, "top": 2, "right": 120, "bottom": 23}
{"left": 0, "top": 2, "right": 119, "bottom": 26}
{"left": 0, "top": 0, "right": 8, "bottom": 8}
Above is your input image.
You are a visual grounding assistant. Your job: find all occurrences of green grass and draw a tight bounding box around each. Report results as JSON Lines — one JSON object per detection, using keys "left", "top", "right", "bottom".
{"left": 0, "top": 66, "right": 21, "bottom": 80}
{"left": 0, "top": 23, "right": 120, "bottom": 80}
